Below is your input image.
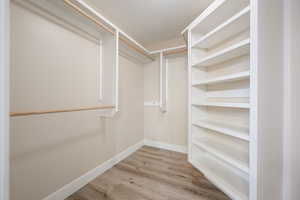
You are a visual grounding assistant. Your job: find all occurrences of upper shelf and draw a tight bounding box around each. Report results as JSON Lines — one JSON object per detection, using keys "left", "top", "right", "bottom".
{"left": 192, "top": 39, "right": 250, "bottom": 67}
{"left": 192, "top": 6, "right": 250, "bottom": 49}
{"left": 13, "top": 0, "right": 154, "bottom": 64}
{"left": 190, "top": 0, "right": 249, "bottom": 36}
{"left": 14, "top": 0, "right": 109, "bottom": 39}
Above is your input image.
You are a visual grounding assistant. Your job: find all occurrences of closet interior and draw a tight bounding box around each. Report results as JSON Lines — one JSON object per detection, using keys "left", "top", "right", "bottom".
{"left": 7, "top": 0, "right": 285, "bottom": 200}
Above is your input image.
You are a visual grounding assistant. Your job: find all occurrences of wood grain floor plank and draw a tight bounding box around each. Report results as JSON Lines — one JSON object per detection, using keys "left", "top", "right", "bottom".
{"left": 90, "top": 175, "right": 168, "bottom": 200}
{"left": 132, "top": 152, "right": 194, "bottom": 169}
{"left": 66, "top": 146, "right": 230, "bottom": 200}
{"left": 114, "top": 163, "right": 227, "bottom": 200}
{"left": 99, "top": 167, "right": 187, "bottom": 200}
{"left": 125, "top": 153, "right": 203, "bottom": 178}
{"left": 119, "top": 159, "right": 217, "bottom": 191}
{"left": 69, "top": 185, "right": 109, "bottom": 200}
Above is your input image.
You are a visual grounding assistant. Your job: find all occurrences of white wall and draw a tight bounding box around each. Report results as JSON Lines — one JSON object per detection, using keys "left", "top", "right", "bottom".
{"left": 283, "top": 0, "right": 300, "bottom": 199}
{"left": 0, "top": 0, "right": 9, "bottom": 199}
{"left": 10, "top": 4, "right": 144, "bottom": 200}
{"left": 144, "top": 55, "right": 188, "bottom": 149}
{"left": 255, "top": 0, "right": 284, "bottom": 199}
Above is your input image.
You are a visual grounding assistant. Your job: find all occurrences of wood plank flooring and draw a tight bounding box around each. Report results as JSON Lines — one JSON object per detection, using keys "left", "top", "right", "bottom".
{"left": 66, "top": 146, "right": 230, "bottom": 200}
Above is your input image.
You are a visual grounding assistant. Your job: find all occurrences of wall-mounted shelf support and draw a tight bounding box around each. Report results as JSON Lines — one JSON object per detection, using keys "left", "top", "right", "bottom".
{"left": 99, "top": 40, "right": 103, "bottom": 101}
{"left": 114, "top": 31, "right": 119, "bottom": 113}
{"left": 159, "top": 52, "right": 168, "bottom": 112}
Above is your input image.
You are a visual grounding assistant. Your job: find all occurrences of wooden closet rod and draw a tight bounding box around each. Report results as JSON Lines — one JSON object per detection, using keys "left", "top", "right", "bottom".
{"left": 119, "top": 36, "right": 154, "bottom": 60}
{"left": 150, "top": 45, "right": 187, "bottom": 56}
{"left": 10, "top": 105, "right": 115, "bottom": 117}
{"left": 64, "top": 0, "right": 154, "bottom": 61}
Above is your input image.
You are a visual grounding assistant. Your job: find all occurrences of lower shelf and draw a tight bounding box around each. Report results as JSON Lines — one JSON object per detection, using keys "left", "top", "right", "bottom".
{"left": 192, "top": 138, "right": 249, "bottom": 173}
{"left": 191, "top": 146, "right": 249, "bottom": 200}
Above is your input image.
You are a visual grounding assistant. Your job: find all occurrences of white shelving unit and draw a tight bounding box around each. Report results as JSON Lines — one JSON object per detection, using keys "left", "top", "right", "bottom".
{"left": 185, "top": 0, "right": 255, "bottom": 199}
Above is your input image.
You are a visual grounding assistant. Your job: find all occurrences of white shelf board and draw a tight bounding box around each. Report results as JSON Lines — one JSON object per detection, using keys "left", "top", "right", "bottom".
{"left": 190, "top": 0, "right": 250, "bottom": 36}
{"left": 192, "top": 102, "right": 250, "bottom": 109}
{"left": 192, "top": 138, "right": 249, "bottom": 173}
{"left": 192, "top": 120, "right": 249, "bottom": 141}
{"left": 190, "top": 154, "right": 248, "bottom": 200}
{"left": 192, "top": 39, "right": 250, "bottom": 67}
{"left": 206, "top": 88, "right": 250, "bottom": 98}
{"left": 192, "top": 71, "right": 250, "bottom": 86}
{"left": 192, "top": 6, "right": 250, "bottom": 49}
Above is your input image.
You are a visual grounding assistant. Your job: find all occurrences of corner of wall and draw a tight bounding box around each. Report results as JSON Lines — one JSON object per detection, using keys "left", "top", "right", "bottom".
{"left": 0, "top": 0, "right": 10, "bottom": 199}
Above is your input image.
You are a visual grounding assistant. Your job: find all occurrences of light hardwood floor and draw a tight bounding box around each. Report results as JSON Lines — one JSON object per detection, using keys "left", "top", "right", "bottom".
{"left": 66, "top": 146, "right": 230, "bottom": 200}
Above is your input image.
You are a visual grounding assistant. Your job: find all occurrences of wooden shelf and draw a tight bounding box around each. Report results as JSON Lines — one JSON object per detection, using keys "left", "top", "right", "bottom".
{"left": 192, "top": 121, "right": 249, "bottom": 141}
{"left": 192, "top": 102, "right": 250, "bottom": 109}
{"left": 192, "top": 6, "right": 250, "bottom": 49}
{"left": 191, "top": 153, "right": 248, "bottom": 200}
{"left": 192, "top": 39, "right": 250, "bottom": 67}
{"left": 192, "top": 71, "right": 250, "bottom": 86}
{"left": 193, "top": 138, "right": 249, "bottom": 173}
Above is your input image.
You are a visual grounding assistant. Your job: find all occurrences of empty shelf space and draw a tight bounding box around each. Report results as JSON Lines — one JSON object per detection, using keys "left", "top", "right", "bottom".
{"left": 192, "top": 102, "right": 250, "bottom": 109}
{"left": 192, "top": 6, "right": 250, "bottom": 49}
{"left": 192, "top": 71, "right": 250, "bottom": 86}
{"left": 192, "top": 138, "right": 249, "bottom": 173}
{"left": 191, "top": 152, "right": 249, "bottom": 200}
{"left": 206, "top": 88, "right": 250, "bottom": 98}
{"left": 192, "top": 39, "right": 250, "bottom": 67}
{"left": 193, "top": 121, "right": 249, "bottom": 141}
{"left": 191, "top": 0, "right": 250, "bottom": 38}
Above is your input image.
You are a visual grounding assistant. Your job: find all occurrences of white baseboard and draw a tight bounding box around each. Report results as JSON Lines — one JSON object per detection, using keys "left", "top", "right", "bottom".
{"left": 43, "top": 140, "right": 144, "bottom": 200}
{"left": 42, "top": 140, "right": 186, "bottom": 200}
{"left": 144, "top": 140, "right": 187, "bottom": 154}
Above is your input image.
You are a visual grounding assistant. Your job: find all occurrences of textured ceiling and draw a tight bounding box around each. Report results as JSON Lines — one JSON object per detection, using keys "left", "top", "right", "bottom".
{"left": 87, "top": 0, "right": 213, "bottom": 47}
